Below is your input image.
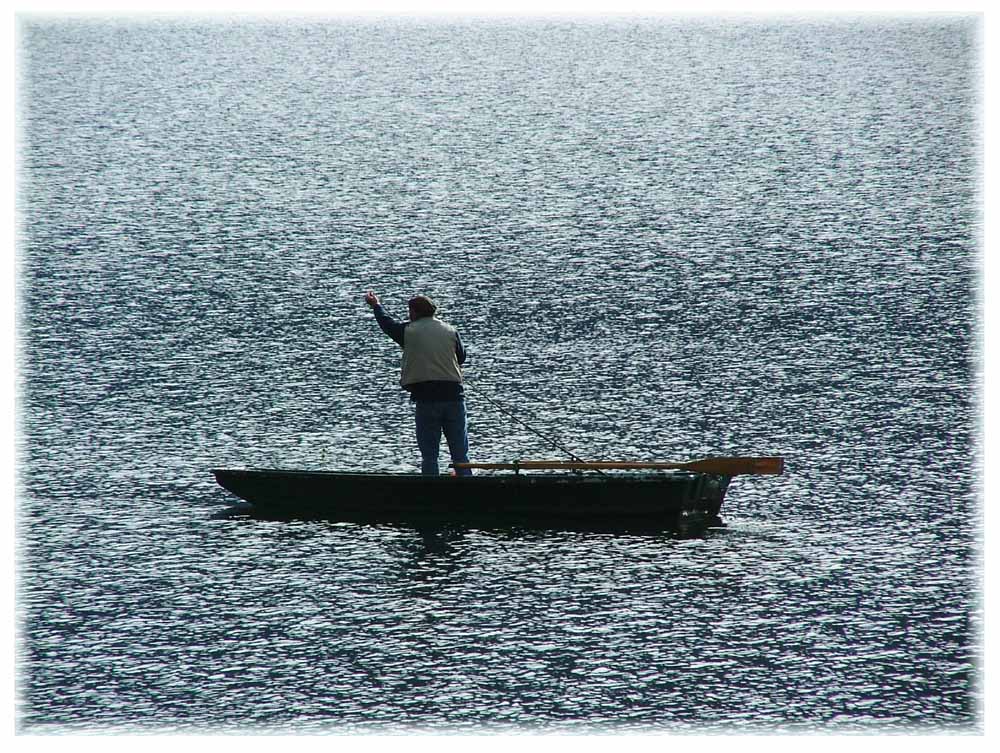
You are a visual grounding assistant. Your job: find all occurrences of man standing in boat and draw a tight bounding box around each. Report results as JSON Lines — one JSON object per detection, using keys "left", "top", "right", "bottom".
{"left": 364, "top": 291, "right": 472, "bottom": 476}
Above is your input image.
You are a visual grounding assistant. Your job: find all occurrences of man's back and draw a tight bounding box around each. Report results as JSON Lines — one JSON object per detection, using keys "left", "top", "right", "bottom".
{"left": 401, "top": 317, "right": 462, "bottom": 387}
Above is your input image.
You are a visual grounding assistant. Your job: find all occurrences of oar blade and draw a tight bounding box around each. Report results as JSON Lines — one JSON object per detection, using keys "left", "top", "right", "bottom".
{"left": 684, "top": 457, "right": 785, "bottom": 476}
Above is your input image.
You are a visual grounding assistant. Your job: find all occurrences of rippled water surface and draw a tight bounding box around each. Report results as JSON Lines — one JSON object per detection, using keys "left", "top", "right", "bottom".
{"left": 17, "top": 16, "right": 981, "bottom": 733}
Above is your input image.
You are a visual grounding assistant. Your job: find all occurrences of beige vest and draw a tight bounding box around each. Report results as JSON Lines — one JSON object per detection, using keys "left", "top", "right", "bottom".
{"left": 400, "top": 317, "right": 462, "bottom": 386}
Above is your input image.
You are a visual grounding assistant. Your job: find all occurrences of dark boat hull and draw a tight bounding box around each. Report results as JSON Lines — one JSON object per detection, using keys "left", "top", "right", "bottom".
{"left": 211, "top": 468, "right": 731, "bottom": 525}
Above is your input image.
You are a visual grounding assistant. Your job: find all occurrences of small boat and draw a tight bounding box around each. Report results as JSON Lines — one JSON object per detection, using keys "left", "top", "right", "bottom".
{"left": 212, "top": 457, "right": 784, "bottom": 527}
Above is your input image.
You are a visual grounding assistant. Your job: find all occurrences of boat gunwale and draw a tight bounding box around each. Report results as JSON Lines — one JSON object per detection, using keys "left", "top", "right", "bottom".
{"left": 212, "top": 468, "right": 712, "bottom": 483}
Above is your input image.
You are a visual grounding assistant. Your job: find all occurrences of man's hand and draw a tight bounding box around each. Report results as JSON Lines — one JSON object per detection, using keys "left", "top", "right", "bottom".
{"left": 364, "top": 291, "right": 380, "bottom": 308}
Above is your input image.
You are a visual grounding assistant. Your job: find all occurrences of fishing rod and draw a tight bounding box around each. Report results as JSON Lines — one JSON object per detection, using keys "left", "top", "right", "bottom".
{"left": 461, "top": 374, "right": 604, "bottom": 473}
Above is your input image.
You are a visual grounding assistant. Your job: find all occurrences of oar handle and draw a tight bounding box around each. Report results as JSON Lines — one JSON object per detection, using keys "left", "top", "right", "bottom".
{"left": 453, "top": 457, "right": 784, "bottom": 476}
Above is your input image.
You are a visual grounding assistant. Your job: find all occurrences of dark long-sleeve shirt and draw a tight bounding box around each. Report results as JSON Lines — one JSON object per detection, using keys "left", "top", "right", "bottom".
{"left": 372, "top": 304, "right": 466, "bottom": 401}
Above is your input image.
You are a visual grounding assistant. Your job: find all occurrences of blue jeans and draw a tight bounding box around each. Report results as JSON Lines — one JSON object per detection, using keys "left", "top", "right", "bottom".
{"left": 414, "top": 400, "right": 471, "bottom": 476}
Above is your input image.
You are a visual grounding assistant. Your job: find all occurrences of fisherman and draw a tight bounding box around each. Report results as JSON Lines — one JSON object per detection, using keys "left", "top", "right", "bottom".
{"left": 364, "top": 291, "right": 472, "bottom": 476}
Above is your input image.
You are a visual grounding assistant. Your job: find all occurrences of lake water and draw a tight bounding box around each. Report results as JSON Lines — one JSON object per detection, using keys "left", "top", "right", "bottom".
{"left": 16, "top": 16, "right": 982, "bottom": 734}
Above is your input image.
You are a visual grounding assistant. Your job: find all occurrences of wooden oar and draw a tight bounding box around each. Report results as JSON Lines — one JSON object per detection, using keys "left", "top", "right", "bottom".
{"left": 452, "top": 457, "right": 784, "bottom": 476}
